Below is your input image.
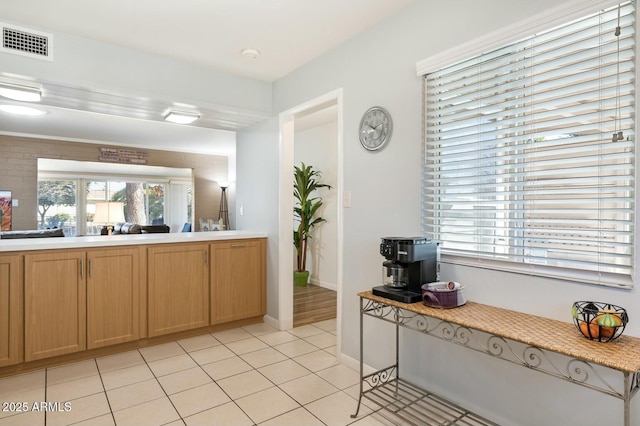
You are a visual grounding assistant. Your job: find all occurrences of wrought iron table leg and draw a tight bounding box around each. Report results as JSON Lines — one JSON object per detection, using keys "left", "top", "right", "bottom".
{"left": 624, "top": 373, "right": 630, "bottom": 426}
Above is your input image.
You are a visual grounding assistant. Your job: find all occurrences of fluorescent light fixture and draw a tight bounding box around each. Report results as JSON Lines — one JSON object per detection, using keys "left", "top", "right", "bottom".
{"left": 0, "top": 105, "right": 46, "bottom": 116}
{"left": 0, "top": 84, "right": 41, "bottom": 102}
{"left": 164, "top": 111, "right": 200, "bottom": 124}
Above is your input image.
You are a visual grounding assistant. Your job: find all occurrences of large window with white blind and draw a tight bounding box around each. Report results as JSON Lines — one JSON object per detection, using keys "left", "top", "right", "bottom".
{"left": 423, "top": 2, "right": 635, "bottom": 288}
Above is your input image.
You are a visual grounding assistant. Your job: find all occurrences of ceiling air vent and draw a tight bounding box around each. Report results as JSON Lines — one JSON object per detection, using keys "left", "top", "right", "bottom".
{"left": 1, "top": 23, "right": 53, "bottom": 60}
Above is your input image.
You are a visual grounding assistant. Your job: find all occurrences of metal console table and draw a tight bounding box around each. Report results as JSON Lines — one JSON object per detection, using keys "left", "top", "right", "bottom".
{"left": 352, "top": 291, "right": 640, "bottom": 426}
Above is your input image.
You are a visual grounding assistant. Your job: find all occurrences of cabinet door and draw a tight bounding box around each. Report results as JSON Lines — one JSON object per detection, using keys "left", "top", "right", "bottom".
{"left": 211, "top": 239, "right": 266, "bottom": 325}
{"left": 87, "top": 247, "right": 140, "bottom": 349}
{"left": 24, "top": 251, "right": 86, "bottom": 362}
{"left": 148, "top": 244, "right": 209, "bottom": 337}
{"left": 0, "top": 254, "right": 22, "bottom": 367}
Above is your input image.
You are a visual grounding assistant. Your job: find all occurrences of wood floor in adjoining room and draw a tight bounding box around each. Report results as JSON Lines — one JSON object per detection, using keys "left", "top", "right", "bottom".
{"left": 294, "top": 283, "right": 337, "bottom": 327}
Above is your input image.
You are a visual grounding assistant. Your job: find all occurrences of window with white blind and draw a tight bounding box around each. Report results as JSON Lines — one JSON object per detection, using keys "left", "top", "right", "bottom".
{"left": 423, "top": 2, "right": 635, "bottom": 288}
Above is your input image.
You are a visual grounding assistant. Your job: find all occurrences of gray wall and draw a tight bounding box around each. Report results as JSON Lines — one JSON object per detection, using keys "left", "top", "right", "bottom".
{"left": 237, "top": 0, "right": 640, "bottom": 424}
{"left": 1, "top": 21, "right": 272, "bottom": 118}
{"left": 235, "top": 117, "right": 280, "bottom": 320}
{"left": 294, "top": 121, "right": 338, "bottom": 289}
{"left": 2, "top": 2, "right": 637, "bottom": 423}
{"left": 1, "top": 18, "right": 273, "bottom": 234}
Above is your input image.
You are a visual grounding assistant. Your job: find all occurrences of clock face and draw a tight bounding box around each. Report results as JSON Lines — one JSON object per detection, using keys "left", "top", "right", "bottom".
{"left": 359, "top": 106, "right": 392, "bottom": 151}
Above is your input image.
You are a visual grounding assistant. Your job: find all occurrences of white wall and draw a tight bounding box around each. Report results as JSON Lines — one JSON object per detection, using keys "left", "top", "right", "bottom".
{"left": 235, "top": 117, "right": 281, "bottom": 320}
{"left": 1, "top": 25, "right": 272, "bottom": 115}
{"left": 237, "top": 0, "right": 640, "bottom": 424}
{"left": 294, "top": 120, "right": 338, "bottom": 289}
{"left": 2, "top": 22, "right": 273, "bottom": 235}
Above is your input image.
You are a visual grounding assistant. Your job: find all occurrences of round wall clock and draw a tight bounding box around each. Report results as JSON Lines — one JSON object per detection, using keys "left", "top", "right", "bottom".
{"left": 359, "top": 106, "right": 392, "bottom": 151}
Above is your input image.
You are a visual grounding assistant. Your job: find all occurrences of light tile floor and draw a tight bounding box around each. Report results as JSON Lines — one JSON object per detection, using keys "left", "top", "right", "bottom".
{"left": 0, "top": 320, "right": 389, "bottom": 426}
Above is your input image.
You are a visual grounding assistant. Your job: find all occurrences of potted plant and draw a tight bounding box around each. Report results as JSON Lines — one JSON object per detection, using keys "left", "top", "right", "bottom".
{"left": 293, "top": 162, "right": 331, "bottom": 286}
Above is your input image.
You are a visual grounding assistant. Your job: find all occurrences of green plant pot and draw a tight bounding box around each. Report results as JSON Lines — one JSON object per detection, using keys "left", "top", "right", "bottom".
{"left": 294, "top": 271, "right": 309, "bottom": 287}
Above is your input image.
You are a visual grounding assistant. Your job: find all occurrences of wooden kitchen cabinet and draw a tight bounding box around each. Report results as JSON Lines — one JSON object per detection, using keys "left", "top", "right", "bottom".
{"left": 210, "top": 239, "right": 266, "bottom": 324}
{"left": 24, "top": 251, "right": 86, "bottom": 362}
{"left": 147, "top": 243, "right": 209, "bottom": 337}
{"left": 0, "top": 235, "right": 267, "bottom": 375}
{"left": 87, "top": 247, "right": 141, "bottom": 349}
{"left": 0, "top": 254, "right": 22, "bottom": 367}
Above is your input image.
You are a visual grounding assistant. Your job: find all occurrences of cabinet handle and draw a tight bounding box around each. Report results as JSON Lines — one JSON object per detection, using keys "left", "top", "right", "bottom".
{"left": 80, "top": 259, "right": 84, "bottom": 279}
{"left": 89, "top": 258, "right": 93, "bottom": 278}
{"left": 231, "top": 243, "right": 246, "bottom": 248}
{"left": 205, "top": 250, "right": 208, "bottom": 266}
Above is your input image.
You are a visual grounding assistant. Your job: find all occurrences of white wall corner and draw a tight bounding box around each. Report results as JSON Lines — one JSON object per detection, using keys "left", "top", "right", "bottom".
{"left": 262, "top": 314, "right": 283, "bottom": 331}
{"left": 339, "top": 352, "right": 377, "bottom": 376}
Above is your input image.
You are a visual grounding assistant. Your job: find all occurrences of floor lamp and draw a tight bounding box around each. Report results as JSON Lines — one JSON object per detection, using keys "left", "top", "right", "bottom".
{"left": 218, "top": 182, "right": 229, "bottom": 230}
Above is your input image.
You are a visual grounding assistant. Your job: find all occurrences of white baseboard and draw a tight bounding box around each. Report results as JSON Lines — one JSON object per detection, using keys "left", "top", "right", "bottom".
{"left": 265, "top": 318, "right": 375, "bottom": 377}
{"left": 263, "top": 314, "right": 282, "bottom": 330}
{"left": 264, "top": 314, "right": 293, "bottom": 331}
{"left": 309, "top": 278, "right": 337, "bottom": 291}
{"left": 339, "top": 352, "right": 376, "bottom": 376}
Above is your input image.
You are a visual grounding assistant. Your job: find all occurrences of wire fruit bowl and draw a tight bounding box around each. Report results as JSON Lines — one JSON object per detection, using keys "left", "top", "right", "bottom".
{"left": 572, "top": 301, "right": 628, "bottom": 342}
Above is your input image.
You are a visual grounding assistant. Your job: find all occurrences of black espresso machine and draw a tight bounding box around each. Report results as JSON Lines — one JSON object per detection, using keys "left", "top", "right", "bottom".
{"left": 372, "top": 237, "right": 439, "bottom": 303}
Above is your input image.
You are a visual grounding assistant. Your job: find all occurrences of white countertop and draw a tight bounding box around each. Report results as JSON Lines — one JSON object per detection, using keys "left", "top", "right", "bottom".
{"left": 0, "top": 230, "right": 267, "bottom": 252}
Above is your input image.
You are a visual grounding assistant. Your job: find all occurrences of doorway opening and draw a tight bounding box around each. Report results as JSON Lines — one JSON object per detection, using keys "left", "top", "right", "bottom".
{"left": 278, "top": 89, "right": 343, "bottom": 356}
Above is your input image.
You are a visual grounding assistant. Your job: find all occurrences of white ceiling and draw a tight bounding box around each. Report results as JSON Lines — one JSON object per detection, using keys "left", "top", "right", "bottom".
{"left": 0, "top": 0, "right": 417, "bottom": 83}
{"left": 0, "top": 104, "right": 238, "bottom": 156}
{"left": 0, "top": 0, "right": 415, "bottom": 155}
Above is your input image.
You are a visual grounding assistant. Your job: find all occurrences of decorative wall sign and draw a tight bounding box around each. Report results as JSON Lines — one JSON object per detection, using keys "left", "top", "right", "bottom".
{"left": 0, "top": 190, "right": 12, "bottom": 231}
{"left": 99, "top": 147, "right": 148, "bottom": 164}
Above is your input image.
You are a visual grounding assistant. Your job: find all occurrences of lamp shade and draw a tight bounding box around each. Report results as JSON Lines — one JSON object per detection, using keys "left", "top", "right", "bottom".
{"left": 94, "top": 202, "right": 125, "bottom": 224}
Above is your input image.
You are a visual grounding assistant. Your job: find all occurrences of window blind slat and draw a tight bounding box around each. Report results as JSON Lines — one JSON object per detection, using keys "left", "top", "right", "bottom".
{"left": 426, "top": 34, "right": 635, "bottom": 99}
{"left": 423, "top": 2, "right": 635, "bottom": 288}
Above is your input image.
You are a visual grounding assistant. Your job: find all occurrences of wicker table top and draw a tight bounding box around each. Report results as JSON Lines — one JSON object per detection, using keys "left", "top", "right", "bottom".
{"left": 359, "top": 291, "right": 640, "bottom": 374}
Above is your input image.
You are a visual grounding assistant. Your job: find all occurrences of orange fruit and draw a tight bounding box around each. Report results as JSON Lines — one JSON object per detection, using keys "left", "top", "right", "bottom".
{"left": 600, "top": 326, "right": 615, "bottom": 338}
{"left": 579, "top": 321, "right": 599, "bottom": 339}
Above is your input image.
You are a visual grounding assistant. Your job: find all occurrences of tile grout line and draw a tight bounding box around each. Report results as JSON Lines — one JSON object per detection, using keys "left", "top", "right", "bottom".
{"left": 176, "top": 335, "right": 241, "bottom": 424}
{"left": 235, "top": 326, "right": 332, "bottom": 426}
{"left": 178, "top": 331, "right": 275, "bottom": 425}
{"left": 139, "top": 346, "right": 185, "bottom": 425}
{"left": 213, "top": 328, "right": 318, "bottom": 425}
{"left": 94, "top": 357, "right": 116, "bottom": 426}
{"left": 214, "top": 326, "right": 339, "bottom": 425}
{"left": 237, "top": 325, "right": 340, "bottom": 426}
{"left": 11, "top": 321, "right": 343, "bottom": 426}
